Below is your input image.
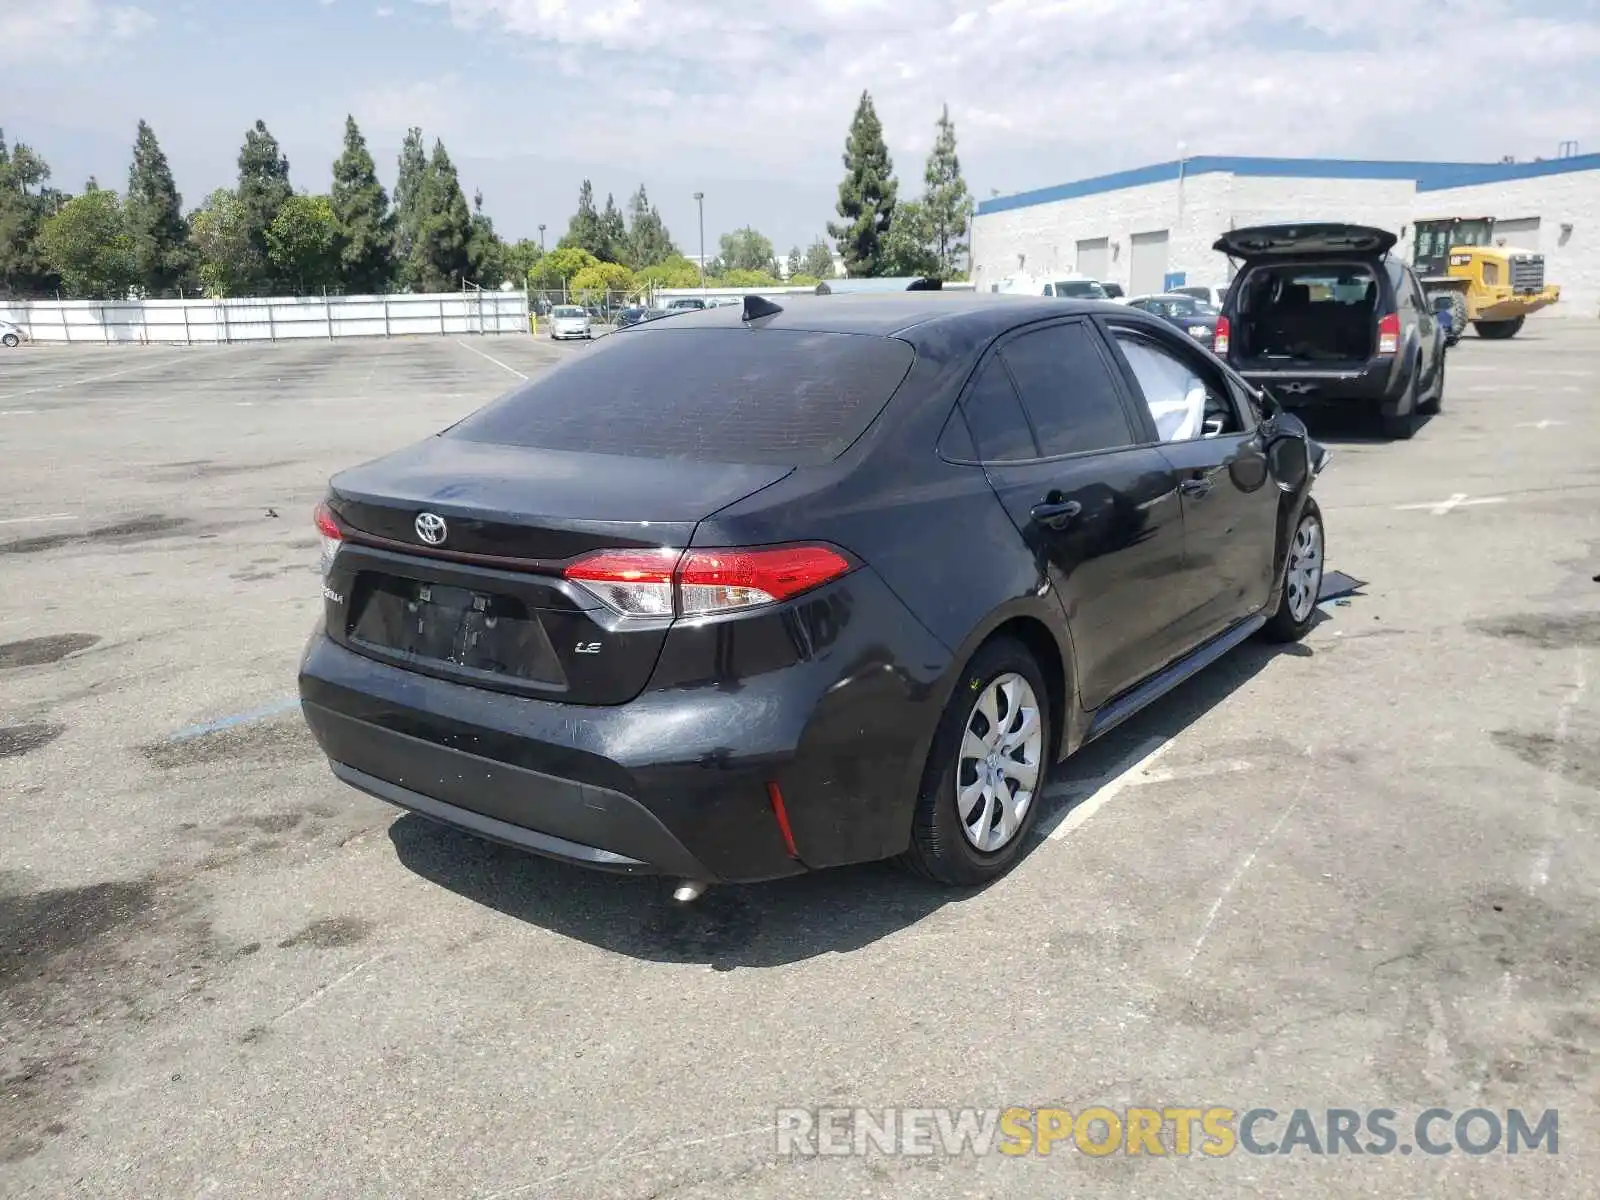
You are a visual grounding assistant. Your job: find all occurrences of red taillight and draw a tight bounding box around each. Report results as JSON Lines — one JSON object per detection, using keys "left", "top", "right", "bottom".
{"left": 314, "top": 502, "right": 342, "bottom": 577}
{"left": 563, "top": 548, "right": 682, "bottom": 617}
{"left": 1378, "top": 312, "right": 1400, "bottom": 355}
{"left": 564, "top": 544, "right": 851, "bottom": 618}
{"left": 1213, "top": 315, "right": 1230, "bottom": 355}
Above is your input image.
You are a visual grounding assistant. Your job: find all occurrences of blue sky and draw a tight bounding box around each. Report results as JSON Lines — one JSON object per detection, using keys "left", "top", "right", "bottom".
{"left": 2, "top": 0, "right": 1597, "bottom": 254}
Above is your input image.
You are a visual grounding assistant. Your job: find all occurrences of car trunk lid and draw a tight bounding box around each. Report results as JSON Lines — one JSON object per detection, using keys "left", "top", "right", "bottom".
{"left": 322, "top": 437, "right": 792, "bottom": 705}
{"left": 1213, "top": 223, "right": 1398, "bottom": 260}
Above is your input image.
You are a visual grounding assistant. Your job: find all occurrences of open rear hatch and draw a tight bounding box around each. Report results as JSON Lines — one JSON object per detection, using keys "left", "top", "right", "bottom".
{"left": 1213, "top": 223, "right": 1398, "bottom": 259}
{"left": 322, "top": 437, "right": 792, "bottom": 705}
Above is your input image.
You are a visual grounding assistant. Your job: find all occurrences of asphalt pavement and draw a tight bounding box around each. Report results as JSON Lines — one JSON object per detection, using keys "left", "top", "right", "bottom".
{"left": 1, "top": 319, "right": 1597, "bottom": 1198}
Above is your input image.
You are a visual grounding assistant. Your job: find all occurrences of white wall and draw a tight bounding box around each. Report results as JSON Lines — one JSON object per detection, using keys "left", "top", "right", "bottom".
{"left": 0, "top": 290, "right": 532, "bottom": 344}
{"left": 975, "top": 166, "right": 1600, "bottom": 314}
{"left": 1417, "top": 168, "right": 1600, "bottom": 316}
{"left": 972, "top": 172, "right": 1232, "bottom": 297}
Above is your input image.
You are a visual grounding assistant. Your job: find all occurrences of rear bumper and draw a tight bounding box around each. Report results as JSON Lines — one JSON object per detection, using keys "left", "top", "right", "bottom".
{"left": 1237, "top": 355, "right": 1400, "bottom": 408}
{"left": 297, "top": 568, "right": 951, "bottom": 883}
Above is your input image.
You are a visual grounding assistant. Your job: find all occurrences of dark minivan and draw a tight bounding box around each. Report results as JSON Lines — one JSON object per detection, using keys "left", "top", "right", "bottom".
{"left": 300, "top": 293, "right": 1328, "bottom": 894}
{"left": 1213, "top": 223, "right": 1447, "bottom": 439}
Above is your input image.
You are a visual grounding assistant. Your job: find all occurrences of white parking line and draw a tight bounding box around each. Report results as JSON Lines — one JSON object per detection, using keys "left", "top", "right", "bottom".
{"left": 0, "top": 350, "right": 189, "bottom": 401}
{"left": 1041, "top": 734, "right": 1174, "bottom": 841}
{"left": 1516, "top": 420, "right": 1565, "bottom": 429}
{"left": 455, "top": 338, "right": 528, "bottom": 380}
{"left": 0, "top": 408, "right": 40, "bottom": 416}
{"left": 0, "top": 513, "right": 76, "bottom": 526}
{"left": 1394, "top": 493, "right": 1506, "bottom": 515}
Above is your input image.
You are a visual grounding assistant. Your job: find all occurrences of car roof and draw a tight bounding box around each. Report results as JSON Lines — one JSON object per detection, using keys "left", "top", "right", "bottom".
{"left": 618, "top": 292, "right": 1128, "bottom": 339}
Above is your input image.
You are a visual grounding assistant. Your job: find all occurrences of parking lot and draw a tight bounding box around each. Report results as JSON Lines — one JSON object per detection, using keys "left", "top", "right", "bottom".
{"left": 2, "top": 321, "right": 1597, "bottom": 1197}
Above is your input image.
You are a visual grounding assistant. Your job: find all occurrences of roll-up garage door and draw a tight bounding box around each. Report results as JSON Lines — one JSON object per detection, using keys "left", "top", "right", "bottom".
{"left": 1075, "top": 237, "right": 1110, "bottom": 280}
{"left": 1129, "top": 230, "right": 1170, "bottom": 296}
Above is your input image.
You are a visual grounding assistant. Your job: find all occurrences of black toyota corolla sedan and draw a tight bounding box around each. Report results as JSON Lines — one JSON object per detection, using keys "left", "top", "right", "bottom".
{"left": 299, "top": 293, "right": 1329, "bottom": 890}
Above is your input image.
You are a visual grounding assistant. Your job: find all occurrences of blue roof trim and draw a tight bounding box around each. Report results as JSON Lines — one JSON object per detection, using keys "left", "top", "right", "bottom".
{"left": 977, "top": 153, "right": 1600, "bottom": 215}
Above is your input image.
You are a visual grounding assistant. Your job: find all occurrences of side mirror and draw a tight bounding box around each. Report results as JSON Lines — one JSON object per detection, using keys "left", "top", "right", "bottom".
{"left": 1266, "top": 434, "right": 1310, "bottom": 491}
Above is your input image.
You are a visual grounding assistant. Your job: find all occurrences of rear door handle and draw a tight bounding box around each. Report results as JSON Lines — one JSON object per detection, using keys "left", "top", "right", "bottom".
{"left": 1180, "top": 478, "right": 1214, "bottom": 498}
{"left": 1030, "top": 499, "right": 1082, "bottom": 528}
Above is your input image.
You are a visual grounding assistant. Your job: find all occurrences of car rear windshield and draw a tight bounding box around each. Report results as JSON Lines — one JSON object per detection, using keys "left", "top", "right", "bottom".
{"left": 445, "top": 328, "right": 917, "bottom": 465}
{"left": 552, "top": 306, "right": 585, "bottom": 317}
{"left": 1053, "top": 280, "right": 1108, "bottom": 299}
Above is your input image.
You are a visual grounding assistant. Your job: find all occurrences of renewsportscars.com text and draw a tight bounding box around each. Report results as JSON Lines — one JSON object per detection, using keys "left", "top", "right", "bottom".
{"left": 775, "top": 1106, "right": 1559, "bottom": 1158}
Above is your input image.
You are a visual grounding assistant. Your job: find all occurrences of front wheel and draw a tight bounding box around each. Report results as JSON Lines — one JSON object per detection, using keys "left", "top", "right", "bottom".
{"left": 903, "top": 638, "right": 1053, "bottom": 887}
{"left": 1261, "top": 497, "right": 1324, "bottom": 643}
{"left": 1445, "top": 292, "right": 1467, "bottom": 346}
{"left": 1, "top": 333, "right": 18, "bottom": 348}
{"left": 1475, "top": 316, "right": 1525, "bottom": 340}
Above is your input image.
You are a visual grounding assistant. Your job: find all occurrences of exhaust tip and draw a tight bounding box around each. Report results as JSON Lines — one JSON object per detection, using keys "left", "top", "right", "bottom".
{"left": 672, "top": 881, "right": 708, "bottom": 903}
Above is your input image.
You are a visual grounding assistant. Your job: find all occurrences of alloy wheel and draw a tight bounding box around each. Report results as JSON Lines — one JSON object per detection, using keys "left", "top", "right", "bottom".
{"left": 1285, "top": 513, "right": 1324, "bottom": 624}
{"left": 955, "top": 672, "right": 1043, "bottom": 852}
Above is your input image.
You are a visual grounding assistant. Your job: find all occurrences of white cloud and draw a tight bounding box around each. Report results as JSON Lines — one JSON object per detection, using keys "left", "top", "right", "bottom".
{"left": 409, "top": 0, "right": 1600, "bottom": 193}
{"left": 0, "top": 0, "right": 154, "bottom": 64}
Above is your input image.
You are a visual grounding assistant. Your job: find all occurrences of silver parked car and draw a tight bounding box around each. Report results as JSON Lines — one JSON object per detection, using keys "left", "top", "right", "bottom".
{"left": 1, "top": 320, "right": 26, "bottom": 348}
{"left": 548, "top": 304, "right": 592, "bottom": 340}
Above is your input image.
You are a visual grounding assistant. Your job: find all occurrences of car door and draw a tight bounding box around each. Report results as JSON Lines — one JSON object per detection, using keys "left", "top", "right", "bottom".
{"left": 1100, "top": 318, "right": 1281, "bottom": 650}
{"left": 1401, "top": 264, "right": 1443, "bottom": 387}
{"left": 958, "top": 319, "right": 1188, "bottom": 711}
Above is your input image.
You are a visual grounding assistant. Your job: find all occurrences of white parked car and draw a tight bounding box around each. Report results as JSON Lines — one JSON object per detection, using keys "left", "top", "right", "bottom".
{"left": 1, "top": 319, "right": 26, "bottom": 348}
{"left": 547, "top": 305, "right": 592, "bottom": 340}
{"left": 1170, "top": 284, "right": 1229, "bottom": 309}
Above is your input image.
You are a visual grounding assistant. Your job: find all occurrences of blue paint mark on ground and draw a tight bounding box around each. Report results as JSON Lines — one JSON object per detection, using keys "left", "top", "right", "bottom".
{"left": 170, "top": 697, "right": 301, "bottom": 741}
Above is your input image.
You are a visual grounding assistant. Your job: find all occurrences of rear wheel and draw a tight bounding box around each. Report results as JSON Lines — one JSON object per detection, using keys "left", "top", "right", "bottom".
{"left": 1444, "top": 292, "right": 1467, "bottom": 346}
{"left": 1261, "top": 498, "right": 1324, "bottom": 643}
{"left": 1380, "top": 370, "right": 1419, "bottom": 440}
{"left": 1475, "top": 316, "right": 1525, "bottom": 340}
{"left": 903, "top": 637, "right": 1052, "bottom": 887}
{"left": 1417, "top": 353, "right": 1445, "bottom": 416}
{"left": 1, "top": 333, "right": 18, "bottom": 348}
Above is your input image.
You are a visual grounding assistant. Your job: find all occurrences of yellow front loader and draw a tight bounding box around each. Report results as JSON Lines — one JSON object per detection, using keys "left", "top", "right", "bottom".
{"left": 1413, "top": 217, "right": 1560, "bottom": 343}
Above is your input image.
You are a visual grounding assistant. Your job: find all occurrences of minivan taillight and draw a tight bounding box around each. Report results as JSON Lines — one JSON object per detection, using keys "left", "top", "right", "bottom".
{"left": 314, "top": 502, "right": 342, "bottom": 578}
{"left": 1378, "top": 312, "right": 1400, "bottom": 355}
{"left": 565, "top": 544, "right": 852, "bottom": 618}
{"left": 1213, "top": 315, "right": 1230, "bottom": 355}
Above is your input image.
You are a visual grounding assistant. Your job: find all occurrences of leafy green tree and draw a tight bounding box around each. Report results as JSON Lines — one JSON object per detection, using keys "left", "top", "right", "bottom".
{"left": 598, "top": 193, "right": 628, "bottom": 263}
{"left": 466, "top": 189, "right": 506, "bottom": 285}
{"left": 625, "top": 185, "right": 676, "bottom": 269}
{"left": 189, "top": 188, "right": 259, "bottom": 297}
{"left": 406, "top": 139, "right": 473, "bottom": 292}
{"left": 330, "top": 115, "right": 395, "bottom": 294}
{"left": 800, "top": 238, "right": 835, "bottom": 280}
{"left": 712, "top": 267, "right": 781, "bottom": 287}
{"left": 922, "top": 105, "right": 972, "bottom": 279}
{"left": 879, "top": 199, "right": 938, "bottom": 278}
{"left": 393, "top": 126, "right": 427, "bottom": 279}
{"left": 633, "top": 254, "right": 701, "bottom": 290}
{"left": 267, "top": 194, "right": 339, "bottom": 294}
{"left": 718, "top": 226, "right": 776, "bottom": 274}
{"left": 124, "top": 121, "right": 190, "bottom": 296}
{"left": 236, "top": 120, "right": 293, "bottom": 292}
{"left": 569, "top": 260, "right": 633, "bottom": 300}
{"left": 0, "top": 130, "right": 62, "bottom": 296}
{"left": 503, "top": 238, "right": 543, "bottom": 286}
{"left": 531, "top": 245, "right": 598, "bottom": 290}
{"left": 559, "top": 180, "right": 608, "bottom": 261}
{"left": 38, "top": 188, "right": 136, "bottom": 298}
{"left": 827, "top": 90, "right": 897, "bottom": 277}
{"left": 785, "top": 246, "right": 801, "bottom": 279}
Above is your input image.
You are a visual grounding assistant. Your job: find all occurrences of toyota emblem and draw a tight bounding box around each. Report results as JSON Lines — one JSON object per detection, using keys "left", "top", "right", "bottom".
{"left": 414, "top": 512, "right": 448, "bottom": 545}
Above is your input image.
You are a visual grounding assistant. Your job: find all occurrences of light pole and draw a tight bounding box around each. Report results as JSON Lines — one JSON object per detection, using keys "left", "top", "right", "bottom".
{"left": 538, "top": 223, "right": 546, "bottom": 254}
{"left": 694, "top": 192, "right": 705, "bottom": 290}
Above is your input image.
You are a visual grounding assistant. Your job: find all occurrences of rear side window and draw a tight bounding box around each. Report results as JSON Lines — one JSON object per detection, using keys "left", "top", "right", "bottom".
{"left": 998, "top": 323, "right": 1135, "bottom": 457}
{"left": 960, "top": 358, "right": 1037, "bottom": 463}
{"left": 447, "top": 329, "right": 915, "bottom": 466}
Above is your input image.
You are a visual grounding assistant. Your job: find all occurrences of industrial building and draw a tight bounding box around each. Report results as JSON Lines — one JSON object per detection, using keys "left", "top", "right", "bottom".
{"left": 971, "top": 153, "right": 1600, "bottom": 316}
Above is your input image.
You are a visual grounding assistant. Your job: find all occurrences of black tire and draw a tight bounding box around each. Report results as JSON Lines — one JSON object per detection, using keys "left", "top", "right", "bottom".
{"left": 1474, "top": 316, "right": 1524, "bottom": 340}
{"left": 1417, "top": 352, "right": 1445, "bottom": 416}
{"left": 1261, "top": 497, "right": 1325, "bottom": 643}
{"left": 1445, "top": 292, "right": 1467, "bottom": 347}
{"left": 1, "top": 333, "right": 18, "bottom": 348}
{"left": 1379, "top": 369, "right": 1419, "bottom": 440}
{"left": 903, "top": 637, "right": 1053, "bottom": 887}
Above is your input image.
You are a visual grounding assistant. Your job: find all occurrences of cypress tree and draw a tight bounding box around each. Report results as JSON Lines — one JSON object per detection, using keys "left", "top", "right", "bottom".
{"left": 330, "top": 115, "right": 395, "bottom": 294}
{"left": 827, "top": 91, "right": 897, "bottom": 277}
{"left": 235, "top": 120, "right": 292, "bottom": 292}
{"left": 125, "top": 121, "right": 190, "bottom": 295}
